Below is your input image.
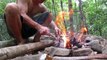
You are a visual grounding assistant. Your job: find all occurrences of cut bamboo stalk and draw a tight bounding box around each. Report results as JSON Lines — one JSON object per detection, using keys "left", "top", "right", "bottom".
{"left": 0, "top": 40, "right": 54, "bottom": 60}
{"left": 53, "top": 54, "right": 107, "bottom": 60}
{"left": 10, "top": 54, "right": 107, "bottom": 60}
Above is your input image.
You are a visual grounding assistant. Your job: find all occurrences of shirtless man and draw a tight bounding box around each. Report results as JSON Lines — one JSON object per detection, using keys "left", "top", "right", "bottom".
{"left": 4, "top": 0, "right": 60, "bottom": 44}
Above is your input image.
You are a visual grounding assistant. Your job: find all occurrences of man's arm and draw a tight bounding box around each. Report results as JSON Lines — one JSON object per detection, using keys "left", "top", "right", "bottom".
{"left": 39, "top": 4, "right": 61, "bottom": 36}
{"left": 50, "top": 20, "right": 61, "bottom": 36}
{"left": 17, "top": 0, "right": 51, "bottom": 35}
{"left": 38, "top": 4, "right": 56, "bottom": 28}
{"left": 17, "top": 0, "right": 42, "bottom": 30}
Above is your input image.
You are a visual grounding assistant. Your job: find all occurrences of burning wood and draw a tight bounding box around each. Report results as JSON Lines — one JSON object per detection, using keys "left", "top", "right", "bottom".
{"left": 54, "top": 21, "right": 88, "bottom": 49}
{"left": 55, "top": 10, "right": 74, "bottom": 49}
{"left": 61, "top": 34, "right": 72, "bottom": 48}
{"left": 77, "top": 26, "right": 88, "bottom": 42}
{"left": 44, "top": 47, "right": 93, "bottom": 56}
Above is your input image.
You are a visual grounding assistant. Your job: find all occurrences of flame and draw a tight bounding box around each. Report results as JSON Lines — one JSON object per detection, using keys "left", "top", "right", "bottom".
{"left": 55, "top": 11, "right": 67, "bottom": 34}
{"left": 62, "top": 34, "right": 71, "bottom": 48}
{"left": 55, "top": 9, "right": 73, "bottom": 48}
{"left": 69, "top": 9, "right": 74, "bottom": 15}
{"left": 77, "top": 27, "right": 88, "bottom": 42}
{"left": 80, "top": 27, "right": 88, "bottom": 34}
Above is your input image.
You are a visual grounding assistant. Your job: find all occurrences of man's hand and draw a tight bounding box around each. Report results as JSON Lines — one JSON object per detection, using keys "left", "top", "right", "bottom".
{"left": 49, "top": 21, "right": 61, "bottom": 38}
{"left": 38, "top": 25, "right": 50, "bottom": 35}
{"left": 54, "top": 27, "right": 61, "bottom": 37}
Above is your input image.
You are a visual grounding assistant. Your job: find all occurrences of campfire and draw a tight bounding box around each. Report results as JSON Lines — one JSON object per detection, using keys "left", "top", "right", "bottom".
{"left": 39, "top": 10, "right": 107, "bottom": 60}
{"left": 54, "top": 9, "right": 88, "bottom": 49}
{"left": 54, "top": 10, "right": 73, "bottom": 49}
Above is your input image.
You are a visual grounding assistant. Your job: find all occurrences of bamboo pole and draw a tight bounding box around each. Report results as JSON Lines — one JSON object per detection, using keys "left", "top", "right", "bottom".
{"left": 11, "top": 54, "right": 107, "bottom": 60}
{"left": 53, "top": 54, "right": 107, "bottom": 60}
{"left": 0, "top": 40, "right": 54, "bottom": 60}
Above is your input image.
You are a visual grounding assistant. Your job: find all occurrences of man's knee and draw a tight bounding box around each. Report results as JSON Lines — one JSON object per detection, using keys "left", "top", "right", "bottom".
{"left": 5, "top": 3, "right": 19, "bottom": 14}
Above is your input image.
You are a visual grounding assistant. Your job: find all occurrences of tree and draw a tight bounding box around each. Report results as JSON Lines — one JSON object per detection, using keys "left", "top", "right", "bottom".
{"left": 82, "top": 0, "right": 107, "bottom": 38}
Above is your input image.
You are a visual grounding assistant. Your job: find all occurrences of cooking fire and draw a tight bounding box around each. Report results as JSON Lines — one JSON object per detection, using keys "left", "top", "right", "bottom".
{"left": 54, "top": 10, "right": 88, "bottom": 49}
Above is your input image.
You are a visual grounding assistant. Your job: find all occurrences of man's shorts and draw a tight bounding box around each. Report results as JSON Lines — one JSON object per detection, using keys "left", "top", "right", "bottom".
{"left": 4, "top": 12, "right": 50, "bottom": 39}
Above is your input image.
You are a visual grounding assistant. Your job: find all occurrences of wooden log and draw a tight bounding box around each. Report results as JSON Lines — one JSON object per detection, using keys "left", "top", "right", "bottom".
{"left": 10, "top": 54, "right": 107, "bottom": 60}
{"left": 73, "top": 48, "right": 93, "bottom": 56}
{"left": 44, "top": 47, "right": 71, "bottom": 56}
{"left": 10, "top": 54, "right": 41, "bottom": 60}
{"left": 0, "top": 40, "right": 54, "bottom": 60}
{"left": 53, "top": 54, "right": 107, "bottom": 60}
{"left": 45, "top": 47, "right": 93, "bottom": 56}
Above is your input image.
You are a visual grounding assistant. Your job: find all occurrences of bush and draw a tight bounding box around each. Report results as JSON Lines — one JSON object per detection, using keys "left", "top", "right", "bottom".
{"left": 0, "top": 0, "right": 15, "bottom": 41}
{"left": 0, "top": 0, "right": 15, "bottom": 15}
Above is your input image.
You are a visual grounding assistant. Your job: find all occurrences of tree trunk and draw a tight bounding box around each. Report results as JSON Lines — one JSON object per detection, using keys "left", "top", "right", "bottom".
{"left": 0, "top": 40, "right": 54, "bottom": 60}
{"left": 60, "top": 0, "right": 64, "bottom": 11}
{"left": 52, "top": 0, "right": 56, "bottom": 17}
{"left": 68, "top": 0, "right": 74, "bottom": 36}
{"left": 78, "top": 0, "right": 86, "bottom": 28}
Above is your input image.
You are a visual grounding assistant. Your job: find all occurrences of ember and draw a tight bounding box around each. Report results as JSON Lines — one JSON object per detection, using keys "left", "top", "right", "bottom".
{"left": 71, "top": 37, "right": 82, "bottom": 48}
{"left": 61, "top": 34, "right": 72, "bottom": 48}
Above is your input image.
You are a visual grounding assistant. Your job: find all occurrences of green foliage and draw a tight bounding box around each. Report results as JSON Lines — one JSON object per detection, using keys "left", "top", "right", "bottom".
{"left": 82, "top": 0, "right": 107, "bottom": 38}
{"left": 0, "top": 0, "right": 15, "bottom": 41}
{"left": 0, "top": 0, "right": 15, "bottom": 15}
{"left": 0, "top": 18, "right": 13, "bottom": 41}
{"left": 44, "top": 0, "right": 69, "bottom": 17}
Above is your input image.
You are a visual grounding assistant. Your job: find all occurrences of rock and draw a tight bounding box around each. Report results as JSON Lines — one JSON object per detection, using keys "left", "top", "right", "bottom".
{"left": 85, "top": 40, "right": 103, "bottom": 53}
{"left": 84, "top": 35, "right": 107, "bottom": 53}
{"left": 102, "top": 40, "right": 107, "bottom": 54}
